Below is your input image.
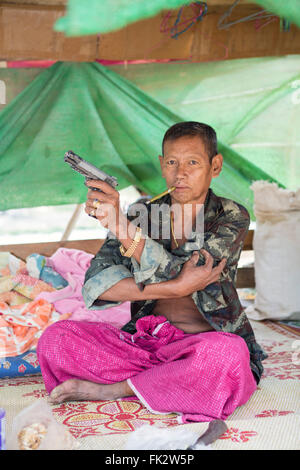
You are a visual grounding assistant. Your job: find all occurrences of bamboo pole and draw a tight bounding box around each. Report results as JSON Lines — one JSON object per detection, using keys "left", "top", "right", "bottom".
{"left": 60, "top": 203, "right": 82, "bottom": 242}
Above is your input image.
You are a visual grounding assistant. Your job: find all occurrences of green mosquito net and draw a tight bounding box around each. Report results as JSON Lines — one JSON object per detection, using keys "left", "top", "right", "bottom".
{"left": 54, "top": 0, "right": 300, "bottom": 36}
{"left": 1, "top": 56, "right": 299, "bottom": 218}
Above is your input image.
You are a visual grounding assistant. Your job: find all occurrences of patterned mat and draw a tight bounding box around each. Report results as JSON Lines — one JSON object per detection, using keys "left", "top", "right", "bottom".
{"left": 1, "top": 320, "right": 300, "bottom": 450}
{"left": 275, "top": 321, "right": 300, "bottom": 338}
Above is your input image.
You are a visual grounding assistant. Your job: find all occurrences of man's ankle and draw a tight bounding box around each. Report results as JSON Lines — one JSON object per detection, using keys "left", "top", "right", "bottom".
{"left": 123, "top": 380, "right": 134, "bottom": 397}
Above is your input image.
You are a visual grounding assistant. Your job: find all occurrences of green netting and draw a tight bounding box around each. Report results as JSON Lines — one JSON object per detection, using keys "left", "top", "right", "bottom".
{"left": 254, "top": 0, "right": 300, "bottom": 27}
{"left": 54, "top": 0, "right": 300, "bottom": 36}
{"left": 112, "top": 55, "right": 300, "bottom": 192}
{"left": 54, "top": 0, "right": 197, "bottom": 36}
{"left": 0, "top": 61, "right": 280, "bottom": 218}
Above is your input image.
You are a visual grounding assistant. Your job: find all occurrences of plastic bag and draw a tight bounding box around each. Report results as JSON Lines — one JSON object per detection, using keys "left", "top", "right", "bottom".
{"left": 124, "top": 420, "right": 227, "bottom": 450}
{"left": 124, "top": 424, "right": 211, "bottom": 450}
{"left": 6, "top": 399, "right": 79, "bottom": 450}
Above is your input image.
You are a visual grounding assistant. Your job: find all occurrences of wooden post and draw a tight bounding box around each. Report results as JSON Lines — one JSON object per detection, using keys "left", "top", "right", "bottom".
{"left": 60, "top": 203, "right": 82, "bottom": 241}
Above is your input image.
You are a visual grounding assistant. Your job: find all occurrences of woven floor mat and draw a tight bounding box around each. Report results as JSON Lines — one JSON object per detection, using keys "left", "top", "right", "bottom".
{"left": 1, "top": 319, "right": 300, "bottom": 450}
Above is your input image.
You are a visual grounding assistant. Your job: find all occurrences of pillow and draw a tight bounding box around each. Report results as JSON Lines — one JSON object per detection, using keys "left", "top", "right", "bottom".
{"left": 0, "top": 351, "right": 41, "bottom": 379}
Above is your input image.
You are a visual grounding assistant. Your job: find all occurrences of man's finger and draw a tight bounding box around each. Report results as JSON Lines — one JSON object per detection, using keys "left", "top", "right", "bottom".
{"left": 200, "top": 249, "right": 210, "bottom": 260}
{"left": 86, "top": 179, "right": 116, "bottom": 195}
{"left": 191, "top": 251, "right": 199, "bottom": 265}
{"left": 186, "top": 252, "right": 198, "bottom": 265}
{"left": 207, "top": 263, "right": 226, "bottom": 284}
{"left": 212, "top": 258, "right": 227, "bottom": 273}
{"left": 201, "top": 249, "right": 213, "bottom": 270}
{"left": 87, "top": 190, "right": 112, "bottom": 206}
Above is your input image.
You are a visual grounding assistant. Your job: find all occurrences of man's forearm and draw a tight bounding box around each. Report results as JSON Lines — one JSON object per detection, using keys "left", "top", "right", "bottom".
{"left": 115, "top": 215, "right": 145, "bottom": 265}
{"left": 98, "top": 277, "right": 181, "bottom": 302}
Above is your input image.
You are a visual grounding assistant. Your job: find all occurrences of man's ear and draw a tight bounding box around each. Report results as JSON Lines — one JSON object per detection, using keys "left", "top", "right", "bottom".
{"left": 158, "top": 155, "right": 164, "bottom": 174}
{"left": 211, "top": 154, "right": 223, "bottom": 178}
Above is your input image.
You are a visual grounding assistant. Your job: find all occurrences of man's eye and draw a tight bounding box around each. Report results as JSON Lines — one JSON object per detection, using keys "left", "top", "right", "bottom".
{"left": 190, "top": 160, "right": 199, "bottom": 165}
{"left": 167, "top": 160, "right": 176, "bottom": 165}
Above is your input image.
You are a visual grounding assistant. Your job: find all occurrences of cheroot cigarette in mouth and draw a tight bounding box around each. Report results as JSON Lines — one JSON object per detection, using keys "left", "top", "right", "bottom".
{"left": 146, "top": 187, "right": 176, "bottom": 204}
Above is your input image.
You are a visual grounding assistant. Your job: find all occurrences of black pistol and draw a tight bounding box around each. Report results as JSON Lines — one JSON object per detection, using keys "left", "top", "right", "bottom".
{"left": 64, "top": 150, "right": 118, "bottom": 218}
{"left": 64, "top": 150, "right": 118, "bottom": 191}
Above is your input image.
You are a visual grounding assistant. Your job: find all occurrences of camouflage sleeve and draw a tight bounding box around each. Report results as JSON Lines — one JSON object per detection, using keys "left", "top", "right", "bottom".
{"left": 82, "top": 234, "right": 134, "bottom": 310}
{"left": 202, "top": 200, "right": 250, "bottom": 282}
{"left": 131, "top": 235, "right": 189, "bottom": 285}
{"left": 131, "top": 200, "right": 250, "bottom": 289}
{"left": 192, "top": 201, "right": 250, "bottom": 313}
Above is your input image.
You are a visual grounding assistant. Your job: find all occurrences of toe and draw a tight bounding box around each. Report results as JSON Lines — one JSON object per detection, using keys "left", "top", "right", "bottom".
{"left": 50, "top": 385, "right": 60, "bottom": 398}
{"left": 49, "top": 384, "right": 65, "bottom": 403}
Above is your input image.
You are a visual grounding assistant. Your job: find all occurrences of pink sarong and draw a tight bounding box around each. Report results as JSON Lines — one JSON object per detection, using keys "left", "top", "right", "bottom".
{"left": 37, "top": 315, "right": 257, "bottom": 423}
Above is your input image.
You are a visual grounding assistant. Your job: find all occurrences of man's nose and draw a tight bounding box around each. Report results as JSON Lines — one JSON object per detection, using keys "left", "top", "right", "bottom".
{"left": 175, "top": 163, "right": 188, "bottom": 178}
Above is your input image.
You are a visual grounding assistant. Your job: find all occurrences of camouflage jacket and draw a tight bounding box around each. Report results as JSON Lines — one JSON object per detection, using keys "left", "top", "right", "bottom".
{"left": 83, "top": 188, "right": 267, "bottom": 383}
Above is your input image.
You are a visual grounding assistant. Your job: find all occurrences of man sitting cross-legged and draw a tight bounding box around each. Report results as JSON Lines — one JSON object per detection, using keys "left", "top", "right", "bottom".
{"left": 37, "top": 122, "right": 267, "bottom": 423}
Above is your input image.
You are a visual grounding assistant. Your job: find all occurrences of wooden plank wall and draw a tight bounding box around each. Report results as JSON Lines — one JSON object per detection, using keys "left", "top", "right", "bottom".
{"left": 0, "top": 230, "right": 255, "bottom": 288}
{"left": 0, "top": 2, "right": 299, "bottom": 62}
{"left": 0, "top": 230, "right": 253, "bottom": 259}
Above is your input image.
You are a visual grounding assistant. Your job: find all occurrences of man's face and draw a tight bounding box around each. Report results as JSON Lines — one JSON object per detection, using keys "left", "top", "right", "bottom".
{"left": 159, "top": 135, "right": 222, "bottom": 206}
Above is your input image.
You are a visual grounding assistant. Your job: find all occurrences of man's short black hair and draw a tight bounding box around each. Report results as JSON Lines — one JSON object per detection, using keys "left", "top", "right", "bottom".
{"left": 162, "top": 121, "right": 218, "bottom": 162}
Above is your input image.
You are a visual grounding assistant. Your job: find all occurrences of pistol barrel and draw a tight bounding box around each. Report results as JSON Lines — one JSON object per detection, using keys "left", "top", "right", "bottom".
{"left": 64, "top": 151, "right": 118, "bottom": 188}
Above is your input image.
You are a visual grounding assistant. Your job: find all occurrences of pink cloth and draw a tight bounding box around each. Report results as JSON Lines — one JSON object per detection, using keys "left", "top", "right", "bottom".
{"left": 36, "top": 248, "right": 131, "bottom": 327}
{"left": 37, "top": 315, "right": 257, "bottom": 423}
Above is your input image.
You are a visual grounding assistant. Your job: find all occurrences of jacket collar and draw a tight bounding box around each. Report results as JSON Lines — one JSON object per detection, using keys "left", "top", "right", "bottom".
{"left": 147, "top": 187, "right": 222, "bottom": 253}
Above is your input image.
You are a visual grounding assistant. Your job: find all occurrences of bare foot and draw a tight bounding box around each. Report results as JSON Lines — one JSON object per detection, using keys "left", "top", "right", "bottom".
{"left": 49, "top": 379, "right": 134, "bottom": 404}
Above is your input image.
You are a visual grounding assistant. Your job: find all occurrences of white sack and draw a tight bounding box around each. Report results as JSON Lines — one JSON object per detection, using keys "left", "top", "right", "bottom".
{"left": 245, "top": 181, "right": 300, "bottom": 321}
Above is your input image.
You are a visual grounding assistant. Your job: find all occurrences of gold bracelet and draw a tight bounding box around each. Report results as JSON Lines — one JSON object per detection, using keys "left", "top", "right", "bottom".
{"left": 119, "top": 226, "right": 142, "bottom": 257}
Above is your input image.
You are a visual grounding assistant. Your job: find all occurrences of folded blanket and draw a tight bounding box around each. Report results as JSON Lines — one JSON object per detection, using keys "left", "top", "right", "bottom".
{"left": 0, "top": 298, "right": 69, "bottom": 357}
{"left": 27, "top": 253, "right": 68, "bottom": 289}
{"left": 0, "top": 252, "right": 57, "bottom": 306}
{"left": 0, "top": 247, "right": 131, "bottom": 363}
{"left": 0, "top": 252, "right": 26, "bottom": 277}
{"left": 36, "top": 248, "right": 131, "bottom": 327}
{"left": 0, "top": 252, "right": 71, "bottom": 359}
